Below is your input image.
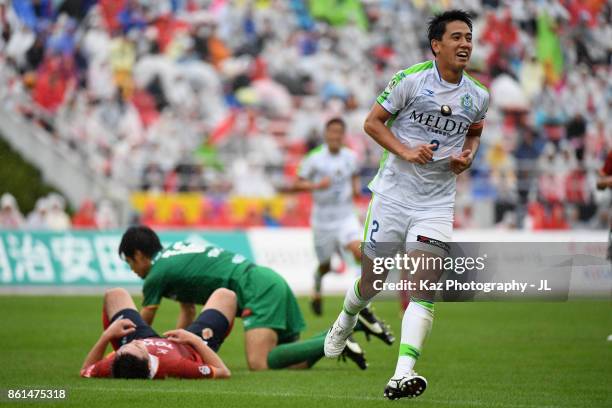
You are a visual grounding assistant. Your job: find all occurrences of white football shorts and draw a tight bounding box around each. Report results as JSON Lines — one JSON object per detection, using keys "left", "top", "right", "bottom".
{"left": 362, "top": 194, "right": 453, "bottom": 259}
{"left": 313, "top": 215, "right": 361, "bottom": 264}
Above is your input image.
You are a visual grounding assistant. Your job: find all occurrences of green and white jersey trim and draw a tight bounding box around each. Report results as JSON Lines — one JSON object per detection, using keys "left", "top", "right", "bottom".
{"left": 376, "top": 60, "right": 434, "bottom": 107}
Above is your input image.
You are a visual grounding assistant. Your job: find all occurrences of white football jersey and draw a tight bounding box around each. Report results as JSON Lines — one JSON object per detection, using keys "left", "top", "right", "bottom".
{"left": 298, "top": 145, "right": 359, "bottom": 229}
{"left": 370, "top": 60, "right": 490, "bottom": 209}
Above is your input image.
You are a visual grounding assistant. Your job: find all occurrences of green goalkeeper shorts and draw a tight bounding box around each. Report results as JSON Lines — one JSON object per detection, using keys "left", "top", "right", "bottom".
{"left": 239, "top": 266, "right": 306, "bottom": 343}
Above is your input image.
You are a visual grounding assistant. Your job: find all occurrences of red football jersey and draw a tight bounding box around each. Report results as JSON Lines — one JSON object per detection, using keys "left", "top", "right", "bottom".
{"left": 81, "top": 338, "right": 216, "bottom": 379}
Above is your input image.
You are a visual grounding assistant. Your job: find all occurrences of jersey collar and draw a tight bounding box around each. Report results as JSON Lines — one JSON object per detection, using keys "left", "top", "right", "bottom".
{"left": 433, "top": 60, "right": 464, "bottom": 87}
{"left": 148, "top": 354, "right": 159, "bottom": 379}
{"left": 151, "top": 251, "right": 162, "bottom": 265}
{"left": 325, "top": 144, "right": 342, "bottom": 156}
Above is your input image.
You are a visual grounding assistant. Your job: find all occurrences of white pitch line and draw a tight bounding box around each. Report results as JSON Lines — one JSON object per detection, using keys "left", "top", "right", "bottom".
{"left": 68, "top": 385, "right": 571, "bottom": 408}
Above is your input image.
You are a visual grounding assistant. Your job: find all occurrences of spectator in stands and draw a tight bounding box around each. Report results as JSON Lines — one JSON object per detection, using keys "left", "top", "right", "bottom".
{"left": 566, "top": 113, "right": 587, "bottom": 161}
{"left": 24, "top": 197, "right": 49, "bottom": 229}
{"left": 96, "top": 199, "right": 119, "bottom": 229}
{"left": 0, "top": 192, "right": 24, "bottom": 228}
{"left": 72, "top": 199, "right": 98, "bottom": 229}
{"left": 32, "top": 54, "right": 75, "bottom": 113}
{"left": 0, "top": 1, "right": 610, "bottom": 230}
{"left": 44, "top": 193, "right": 71, "bottom": 231}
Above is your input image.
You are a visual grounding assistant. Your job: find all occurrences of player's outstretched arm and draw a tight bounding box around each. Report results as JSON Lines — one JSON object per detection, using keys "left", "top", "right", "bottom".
{"left": 278, "top": 177, "right": 331, "bottom": 193}
{"left": 164, "top": 329, "right": 231, "bottom": 378}
{"left": 81, "top": 319, "right": 136, "bottom": 370}
{"left": 364, "top": 103, "right": 435, "bottom": 165}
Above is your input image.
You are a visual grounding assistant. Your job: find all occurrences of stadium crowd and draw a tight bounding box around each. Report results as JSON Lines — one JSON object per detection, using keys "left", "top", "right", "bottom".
{"left": 0, "top": 191, "right": 118, "bottom": 230}
{"left": 0, "top": 0, "right": 610, "bottom": 229}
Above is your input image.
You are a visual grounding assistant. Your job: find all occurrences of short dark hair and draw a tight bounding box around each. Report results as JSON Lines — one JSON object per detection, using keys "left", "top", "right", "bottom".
{"left": 427, "top": 10, "right": 473, "bottom": 56}
{"left": 325, "top": 117, "right": 346, "bottom": 130}
{"left": 111, "top": 353, "right": 150, "bottom": 379}
{"left": 118, "top": 225, "right": 162, "bottom": 260}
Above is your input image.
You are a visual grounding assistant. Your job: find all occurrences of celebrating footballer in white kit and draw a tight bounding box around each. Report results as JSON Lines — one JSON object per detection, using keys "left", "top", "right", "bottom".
{"left": 324, "top": 10, "right": 490, "bottom": 400}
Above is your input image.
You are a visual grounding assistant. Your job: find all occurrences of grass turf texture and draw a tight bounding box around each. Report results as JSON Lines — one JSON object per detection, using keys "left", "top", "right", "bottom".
{"left": 0, "top": 296, "right": 610, "bottom": 407}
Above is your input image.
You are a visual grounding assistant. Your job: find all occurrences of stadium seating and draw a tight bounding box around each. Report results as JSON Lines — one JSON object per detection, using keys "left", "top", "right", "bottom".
{"left": 0, "top": 0, "right": 609, "bottom": 229}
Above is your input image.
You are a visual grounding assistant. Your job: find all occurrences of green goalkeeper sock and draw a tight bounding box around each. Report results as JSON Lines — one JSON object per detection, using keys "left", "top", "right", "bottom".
{"left": 267, "top": 331, "right": 327, "bottom": 369}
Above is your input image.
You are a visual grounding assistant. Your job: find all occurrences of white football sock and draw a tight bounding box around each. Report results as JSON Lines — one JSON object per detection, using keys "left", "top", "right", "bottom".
{"left": 338, "top": 278, "right": 369, "bottom": 329}
{"left": 393, "top": 299, "right": 434, "bottom": 378}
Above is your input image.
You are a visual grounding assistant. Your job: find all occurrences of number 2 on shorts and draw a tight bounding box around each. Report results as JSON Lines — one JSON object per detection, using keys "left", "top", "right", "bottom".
{"left": 369, "top": 220, "right": 379, "bottom": 243}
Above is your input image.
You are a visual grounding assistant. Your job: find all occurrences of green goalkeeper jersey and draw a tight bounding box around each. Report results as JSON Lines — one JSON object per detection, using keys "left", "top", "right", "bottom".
{"left": 142, "top": 240, "right": 306, "bottom": 339}
{"left": 142, "top": 241, "right": 255, "bottom": 309}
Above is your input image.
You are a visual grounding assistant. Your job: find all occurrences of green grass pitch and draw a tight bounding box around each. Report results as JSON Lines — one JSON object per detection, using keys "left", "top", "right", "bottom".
{"left": 0, "top": 296, "right": 610, "bottom": 407}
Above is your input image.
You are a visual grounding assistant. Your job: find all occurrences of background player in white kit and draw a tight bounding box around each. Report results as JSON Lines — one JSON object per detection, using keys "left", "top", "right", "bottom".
{"left": 324, "top": 10, "right": 490, "bottom": 400}
{"left": 281, "top": 117, "right": 394, "bottom": 344}
{"left": 293, "top": 118, "right": 362, "bottom": 315}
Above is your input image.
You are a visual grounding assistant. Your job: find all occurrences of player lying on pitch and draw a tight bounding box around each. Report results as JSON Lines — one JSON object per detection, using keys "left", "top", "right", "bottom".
{"left": 81, "top": 287, "right": 232, "bottom": 379}
{"left": 119, "top": 225, "right": 394, "bottom": 371}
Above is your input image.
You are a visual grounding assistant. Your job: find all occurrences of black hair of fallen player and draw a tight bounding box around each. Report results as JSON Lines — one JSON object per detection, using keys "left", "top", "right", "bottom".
{"left": 118, "top": 225, "right": 163, "bottom": 259}
{"left": 427, "top": 9, "right": 473, "bottom": 56}
{"left": 325, "top": 117, "right": 346, "bottom": 130}
{"left": 111, "top": 352, "right": 150, "bottom": 379}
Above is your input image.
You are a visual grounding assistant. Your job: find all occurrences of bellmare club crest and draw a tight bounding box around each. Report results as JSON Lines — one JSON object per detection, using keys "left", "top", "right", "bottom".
{"left": 460, "top": 93, "right": 473, "bottom": 112}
